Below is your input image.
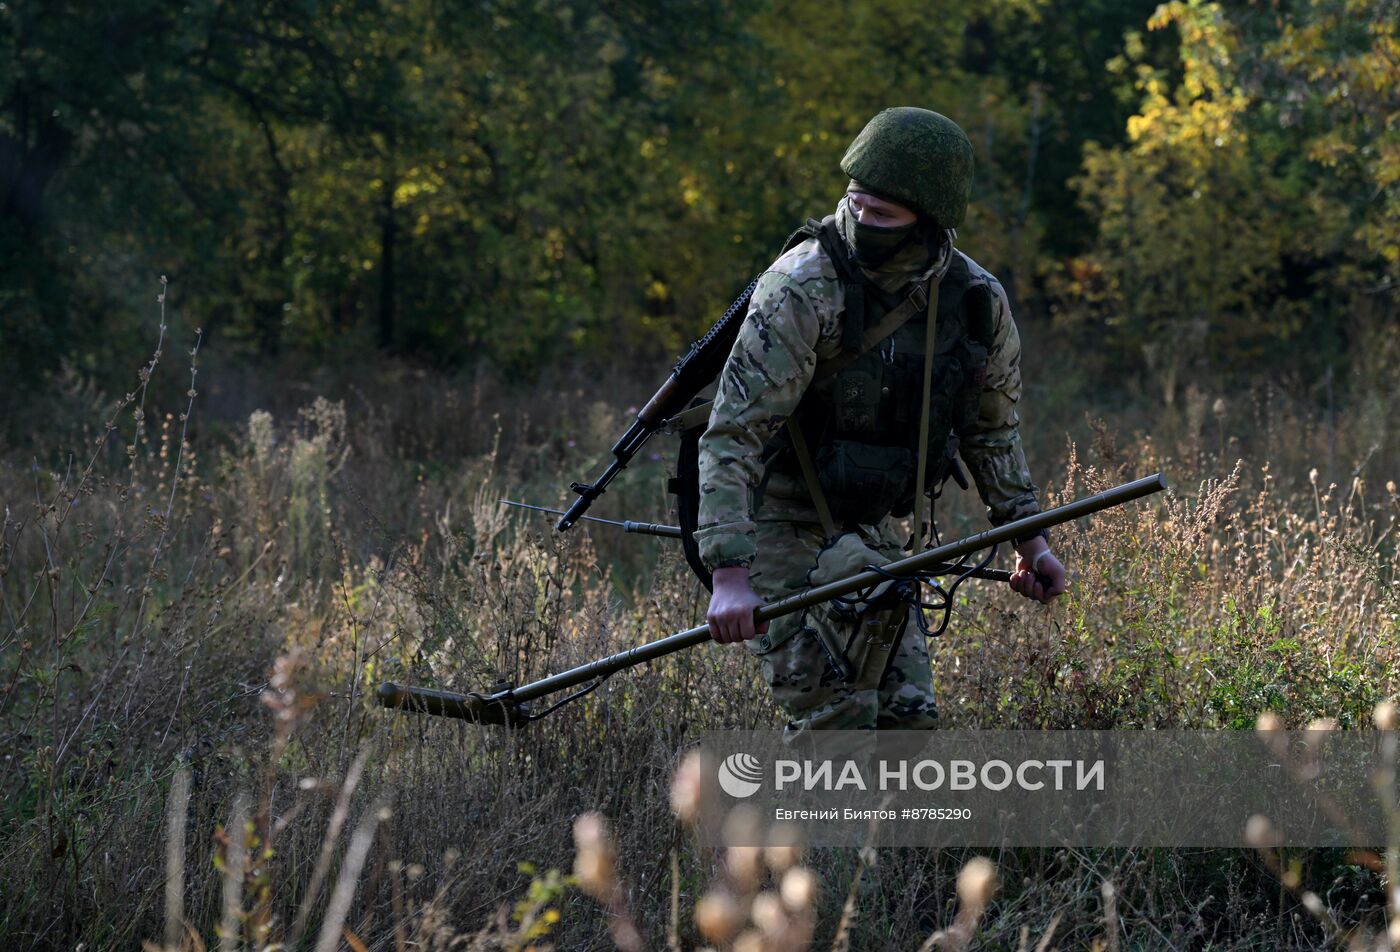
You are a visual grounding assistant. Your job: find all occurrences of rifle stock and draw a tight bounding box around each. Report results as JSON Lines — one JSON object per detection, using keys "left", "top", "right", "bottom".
{"left": 382, "top": 473, "right": 1168, "bottom": 724}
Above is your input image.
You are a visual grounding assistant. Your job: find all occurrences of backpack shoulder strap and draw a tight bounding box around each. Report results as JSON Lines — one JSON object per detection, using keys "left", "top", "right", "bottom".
{"left": 779, "top": 217, "right": 826, "bottom": 255}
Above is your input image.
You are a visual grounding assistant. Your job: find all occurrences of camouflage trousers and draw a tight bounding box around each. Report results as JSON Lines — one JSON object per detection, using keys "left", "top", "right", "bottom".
{"left": 744, "top": 517, "right": 939, "bottom": 733}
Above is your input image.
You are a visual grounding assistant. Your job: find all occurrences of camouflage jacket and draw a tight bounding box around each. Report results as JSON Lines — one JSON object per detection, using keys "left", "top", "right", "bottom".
{"left": 695, "top": 197, "right": 1040, "bottom": 571}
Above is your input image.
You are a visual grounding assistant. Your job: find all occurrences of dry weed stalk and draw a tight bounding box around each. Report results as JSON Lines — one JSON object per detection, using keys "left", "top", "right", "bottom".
{"left": 5, "top": 280, "right": 1400, "bottom": 948}
{"left": 915, "top": 856, "right": 998, "bottom": 952}
{"left": 573, "top": 811, "right": 644, "bottom": 950}
{"left": 1246, "top": 702, "right": 1400, "bottom": 950}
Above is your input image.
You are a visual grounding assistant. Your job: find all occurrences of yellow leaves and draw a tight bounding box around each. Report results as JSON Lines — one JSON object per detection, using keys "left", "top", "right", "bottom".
{"left": 1063, "top": 257, "right": 1107, "bottom": 301}
{"left": 1306, "top": 131, "right": 1355, "bottom": 169}
{"left": 645, "top": 64, "right": 677, "bottom": 95}
{"left": 1147, "top": 2, "right": 1184, "bottom": 33}
{"left": 1127, "top": 98, "right": 1243, "bottom": 161}
{"left": 543, "top": 228, "right": 565, "bottom": 263}
{"left": 1375, "top": 142, "right": 1400, "bottom": 188}
{"left": 645, "top": 280, "right": 669, "bottom": 301}
{"left": 680, "top": 174, "right": 703, "bottom": 208}
{"left": 1123, "top": 5, "right": 1250, "bottom": 163}
{"left": 393, "top": 180, "right": 427, "bottom": 205}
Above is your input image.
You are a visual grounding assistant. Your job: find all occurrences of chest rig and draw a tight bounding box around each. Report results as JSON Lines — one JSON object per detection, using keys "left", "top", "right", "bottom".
{"left": 765, "top": 216, "right": 996, "bottom": 528}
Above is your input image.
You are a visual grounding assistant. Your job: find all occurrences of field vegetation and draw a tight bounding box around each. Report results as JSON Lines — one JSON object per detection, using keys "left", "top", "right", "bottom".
{"left": 1, "top": 296, "right": 1397, "bottom": 948}
{"left": 2, "top": 0, "right": 1398, "bottom": 949}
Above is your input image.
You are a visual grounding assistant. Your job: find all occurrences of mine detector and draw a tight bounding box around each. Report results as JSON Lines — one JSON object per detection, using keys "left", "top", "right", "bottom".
{"left": 376, "top": 269, "right": 1168, "bottom": 727}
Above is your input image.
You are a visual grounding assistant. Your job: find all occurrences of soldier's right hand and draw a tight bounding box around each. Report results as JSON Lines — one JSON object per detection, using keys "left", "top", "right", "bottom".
{"left": 707, "top": 567, "right": 770, "bottom": 644}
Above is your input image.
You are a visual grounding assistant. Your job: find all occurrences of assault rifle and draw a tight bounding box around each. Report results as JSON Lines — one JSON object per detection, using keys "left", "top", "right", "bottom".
{"left": 378, "top": 473, "right": 1168, "bottom": 726}
{"left": 554, "top": 277, "right": 760, "bottom": 532}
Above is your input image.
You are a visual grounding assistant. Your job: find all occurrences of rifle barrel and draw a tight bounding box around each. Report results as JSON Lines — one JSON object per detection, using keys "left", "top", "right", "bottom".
{"left": 382, "top": 473, "right": 1167, "bottom": 719}
{"left": 502, "top": 500, "right": 683, "bottom": 538}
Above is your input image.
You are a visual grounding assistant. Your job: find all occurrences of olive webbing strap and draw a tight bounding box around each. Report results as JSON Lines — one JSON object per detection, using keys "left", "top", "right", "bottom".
{"left": 911, "top": 274, "right": 943, "bottom": 551}
{"left": 784, "top": 420, "right": 838, "bottom": 539}
{"left": 810, "top": 281, "right": 928, "bottom": 383}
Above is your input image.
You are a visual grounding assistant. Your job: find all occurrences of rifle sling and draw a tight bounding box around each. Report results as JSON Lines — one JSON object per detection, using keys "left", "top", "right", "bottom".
{"left": 784, "top": 418, "right": 837, "bottom": 538}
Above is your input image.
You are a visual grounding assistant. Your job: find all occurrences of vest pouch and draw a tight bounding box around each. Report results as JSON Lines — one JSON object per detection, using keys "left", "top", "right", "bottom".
{"left": 956, "top": 341, "right": 989, "bottom": 431}
{"left": 889, "top": 435, "right": 960, "bottom": 518}
{"left": 814, "top": 440, "right": 916, "bottom": 526}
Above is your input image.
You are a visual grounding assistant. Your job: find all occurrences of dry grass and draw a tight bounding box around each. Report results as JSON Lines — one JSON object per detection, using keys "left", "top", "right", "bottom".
{"left": 1, "top": 287, "right": 1399, "bottom": 950}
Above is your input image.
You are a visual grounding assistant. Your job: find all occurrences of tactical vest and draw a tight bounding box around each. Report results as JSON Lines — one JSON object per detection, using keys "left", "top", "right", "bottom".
{"left": 763, "top": 217, "right": 995, "bottom": 527}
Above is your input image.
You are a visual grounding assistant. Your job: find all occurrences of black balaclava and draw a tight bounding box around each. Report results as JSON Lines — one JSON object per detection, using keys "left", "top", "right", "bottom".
{"left": 839, "top": 187, "right": 945, "bottom": 274}
{"left": 849, "top": 216, "right": 919, "bottom": 268}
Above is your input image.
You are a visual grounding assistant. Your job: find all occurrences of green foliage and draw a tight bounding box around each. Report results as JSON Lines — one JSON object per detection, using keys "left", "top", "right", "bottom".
{"left": 1205, "top": 602, "right": 1387, "bottom": 730}
{"left": 3, "top": 0, "right": 1172, "bottom": 393}
{"left": 1064, "top": 0, "right": 1399, "bottom": 398}
{"left": 2, "top": 0, "right": 1395, "bottom": 457}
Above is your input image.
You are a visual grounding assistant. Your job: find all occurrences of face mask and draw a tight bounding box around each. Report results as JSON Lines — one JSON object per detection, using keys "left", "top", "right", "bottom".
{"left": 850, "top": 219, "right": 917, "bottom": 267}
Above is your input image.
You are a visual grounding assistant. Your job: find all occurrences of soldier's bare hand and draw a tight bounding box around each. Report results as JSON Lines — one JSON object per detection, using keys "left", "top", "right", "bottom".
{"left": 707, "top": 567, "right": 770, "bottom": 644}
{"left": 1010, "top": 541, "right": 1068, "bottom": 605}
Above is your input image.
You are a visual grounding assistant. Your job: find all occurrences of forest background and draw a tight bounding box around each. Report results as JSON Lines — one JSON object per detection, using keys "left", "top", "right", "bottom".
{"left": 2, "top": 0, "right": 1400, "bottom": 948}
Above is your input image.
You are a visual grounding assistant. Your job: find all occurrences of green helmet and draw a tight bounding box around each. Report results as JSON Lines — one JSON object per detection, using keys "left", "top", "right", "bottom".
{"left": 840, "top": 107, "right": 974, "bottom": 229}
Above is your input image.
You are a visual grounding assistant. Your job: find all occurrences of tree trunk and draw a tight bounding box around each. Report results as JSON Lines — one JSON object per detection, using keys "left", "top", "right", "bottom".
{"left": 0, "top": 119, "right": 73, "bottom": 239}
{"left": 378, "top": 173, "right": 397, "bottom": 351}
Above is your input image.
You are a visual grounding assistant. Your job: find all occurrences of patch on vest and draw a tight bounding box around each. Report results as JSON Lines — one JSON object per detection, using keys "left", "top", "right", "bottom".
{"left": 837, "top": 373, "right": 877, "bottom": 432}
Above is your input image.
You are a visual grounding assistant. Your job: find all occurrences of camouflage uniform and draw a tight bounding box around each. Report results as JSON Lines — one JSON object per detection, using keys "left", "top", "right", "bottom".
{"left": 696, "top": 196, "right": 1040, "bottom": 733}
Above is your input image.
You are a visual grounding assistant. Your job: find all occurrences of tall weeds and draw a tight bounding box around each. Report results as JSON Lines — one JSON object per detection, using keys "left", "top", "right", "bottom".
{"left": 1, "top": 284, "right": 1397, "bottom": 949}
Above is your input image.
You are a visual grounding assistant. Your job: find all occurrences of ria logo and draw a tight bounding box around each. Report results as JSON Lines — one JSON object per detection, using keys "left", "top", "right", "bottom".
{"left": 718, "top": 752, "right": 764, "bottom": 798}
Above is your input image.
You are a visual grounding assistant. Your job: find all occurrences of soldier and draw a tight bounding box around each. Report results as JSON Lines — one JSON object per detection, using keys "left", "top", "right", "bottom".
{"left": 696, "top": 107, "right": 1067, "bottom": 733}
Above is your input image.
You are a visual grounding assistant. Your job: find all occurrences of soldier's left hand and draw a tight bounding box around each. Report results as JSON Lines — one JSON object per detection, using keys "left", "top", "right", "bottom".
{"left": 1010, "top": 548, "right": 1068, "bottom": 604}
